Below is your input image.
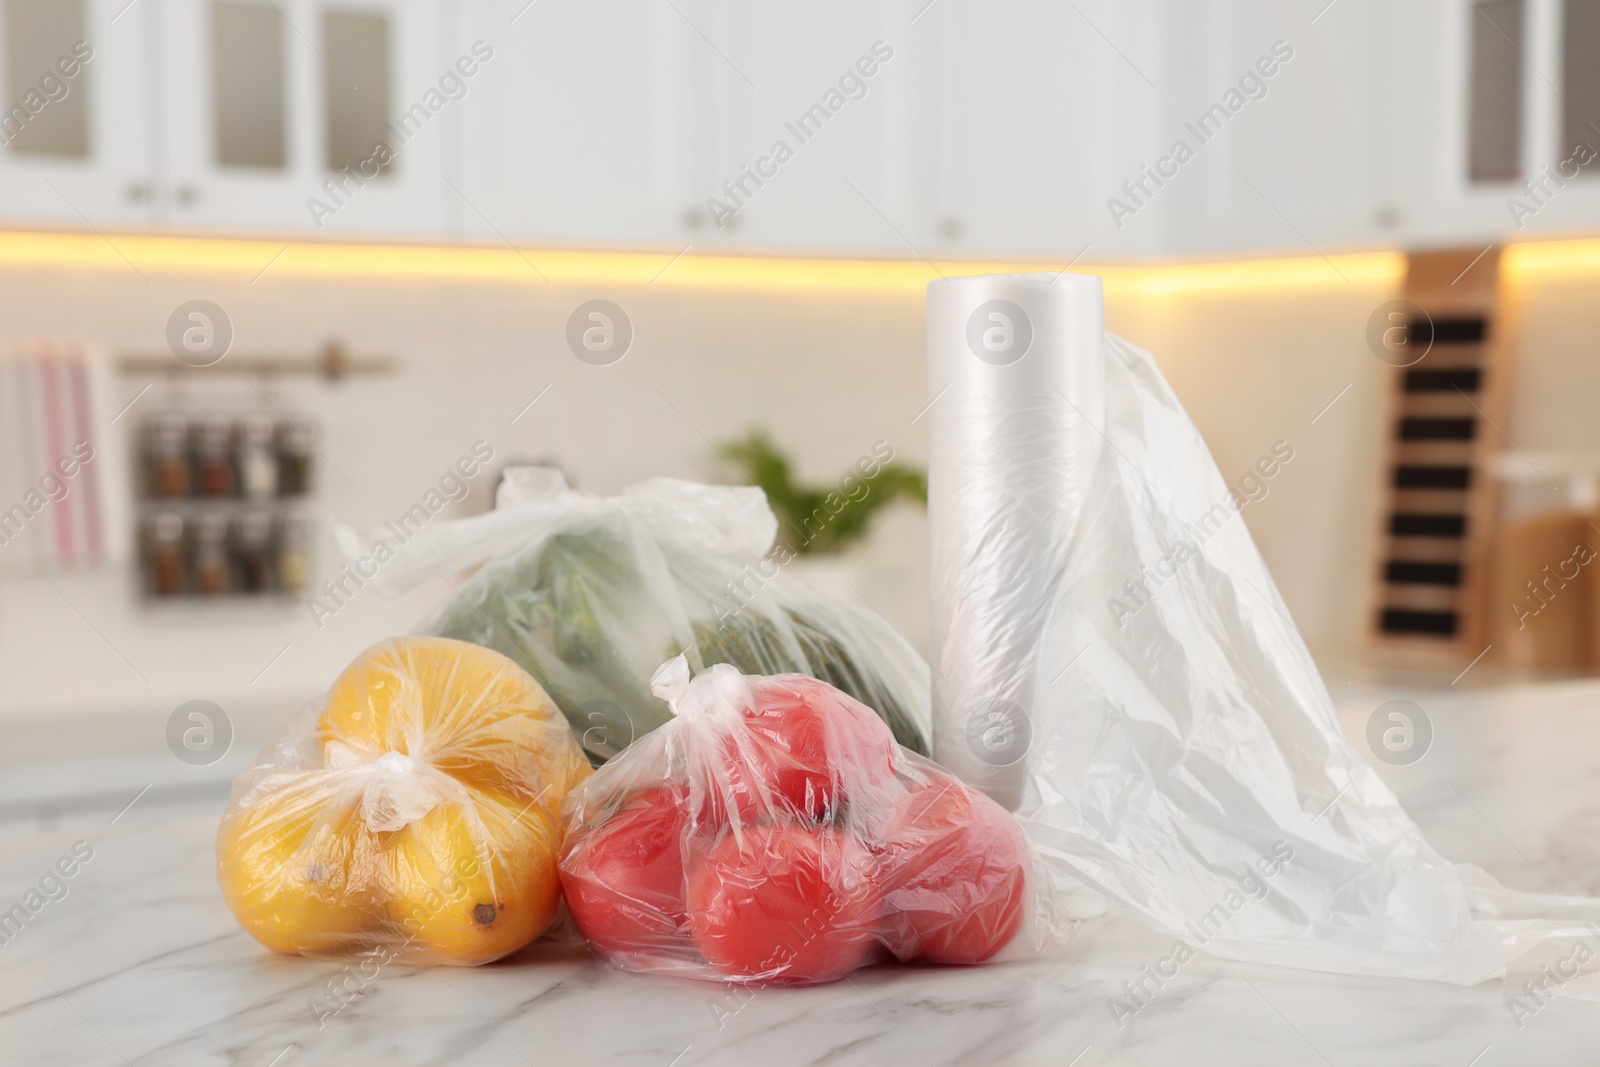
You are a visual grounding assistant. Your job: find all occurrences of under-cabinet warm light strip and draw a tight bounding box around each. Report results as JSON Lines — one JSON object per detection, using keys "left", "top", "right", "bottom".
{"left": 1501, "top": 237, "right": 1600, "bottom": 276}
{"left": 0, "top": 226, "right": 1526, "bottom": 296}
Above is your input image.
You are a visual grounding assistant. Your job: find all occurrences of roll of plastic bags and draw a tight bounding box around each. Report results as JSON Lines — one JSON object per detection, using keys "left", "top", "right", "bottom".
{"left": 333, "top": 468, "right": 931, "bottom": 763}
{"left": 927, "top": 272, "right": 1105, "bottom": 812}
{"left": 927, "top": 272, "right": 1600, "bottom": 985}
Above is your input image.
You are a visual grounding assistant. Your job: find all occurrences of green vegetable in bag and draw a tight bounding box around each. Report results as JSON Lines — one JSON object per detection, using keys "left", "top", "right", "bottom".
{"left": 419, "top": 482, "right": 930, "bottom": 763}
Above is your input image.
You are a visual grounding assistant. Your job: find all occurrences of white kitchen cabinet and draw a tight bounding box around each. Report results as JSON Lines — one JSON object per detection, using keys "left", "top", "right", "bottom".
{"left": 305, "top": 0, "right": 449, "bottom": 236}
{"left": 448, "top": 0, "right": 688, "bottom": 248}
{"left": 1394, "top": 0, "right": 1600, "bottom": 248}
{"left": 452, "top": 0, "right": 922, "bottom": 254}
{"left": 160, "top": 0, "right": 445, "bottom": 235}
{"left": 1141, "top": 0, "right": 1402, "bottom": 257}
{"left": 906, "top": 0, "right": 1154, "bottom": 259}
{"left": 0, "top": 0, "right": 446, "bottom": 236}
{"left": 3, "top": 0, "right": 1600, "bottom": 256}
{"left": 671, "top": 0, "right": 908, "bottom": 252}
{"left": 0, "top": 0, "right": 151, "bottom": 226}
{"left": 1385, "top": 0, "right": 1511, "bottom": 249}
{"left": 666, "top": 0, "right": 1150, "bottom": 259}
{"left": 157, "top": 0, "right": 311, "bottom": 230}
{"left": 1141, "top": 0, "right": 1600, "bottom": 257}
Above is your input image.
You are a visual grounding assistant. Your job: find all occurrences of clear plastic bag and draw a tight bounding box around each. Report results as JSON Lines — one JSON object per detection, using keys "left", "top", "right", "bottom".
{"left": 925, "top": 272, "right": 1600, "bottom": 985}
{"left": 216, "top": 636, "right": 592, "bottom": 966}
{"left": 556, "top": 656, "right": 1057, "bottom": 985}
{"left": 335, "top": 468, "right": 931, "bottom": 763}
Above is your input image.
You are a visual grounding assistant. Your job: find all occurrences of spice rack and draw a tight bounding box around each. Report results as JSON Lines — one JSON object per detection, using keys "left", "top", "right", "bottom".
{"left": 136, "top": 410, "right": 316, "bottom": 600}
{"left": 119, "top": 341, "right": 392, "bottom": 602}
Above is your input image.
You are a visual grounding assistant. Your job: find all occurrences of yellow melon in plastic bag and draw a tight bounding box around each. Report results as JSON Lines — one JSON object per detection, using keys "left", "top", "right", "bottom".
{"left": 217, "top": 780, "right": 380, "bottom": 956}
{"left": 218, "top": 636, "right": 591, "bottom": 965}
{"left": 387, "top": 794, "right": 563, "bottom": 961}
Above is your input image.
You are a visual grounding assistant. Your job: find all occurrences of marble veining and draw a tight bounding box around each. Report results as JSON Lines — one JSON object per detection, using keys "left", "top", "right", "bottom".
{"left": 3, "top": 681, "right": 1600, "bottom": 1065}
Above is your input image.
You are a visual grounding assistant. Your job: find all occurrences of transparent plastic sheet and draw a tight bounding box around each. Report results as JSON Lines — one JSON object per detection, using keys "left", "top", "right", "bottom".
{"left": 216, "top": 636, "right": 592, "bottom": 965}
{"left": 334, "top": 468, "right": 932, "bottom": 763}
{"left": 556, "top": 656, "right": 1060, "bottom": 985}
{"left": 927, "top": 272, "right": 1600, "bottom": 987}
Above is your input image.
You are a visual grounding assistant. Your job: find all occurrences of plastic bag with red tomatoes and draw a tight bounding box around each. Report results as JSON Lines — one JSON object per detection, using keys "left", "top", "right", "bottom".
{"left": 558, "top": 656, "right": 1064, "bottom": 985}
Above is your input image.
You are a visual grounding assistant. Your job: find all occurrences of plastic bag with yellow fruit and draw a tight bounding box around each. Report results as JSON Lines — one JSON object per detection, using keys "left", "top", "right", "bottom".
{"left": 217, "top": 636, "right": 592, "bottom": 965}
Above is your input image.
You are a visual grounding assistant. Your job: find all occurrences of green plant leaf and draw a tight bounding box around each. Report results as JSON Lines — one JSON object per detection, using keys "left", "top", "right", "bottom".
{"left": 718, "top": 430, "right": 927, "bottom": 555}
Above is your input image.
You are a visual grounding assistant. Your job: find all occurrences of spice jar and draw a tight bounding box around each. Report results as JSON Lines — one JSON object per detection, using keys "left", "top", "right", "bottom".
{"left": 277, "top": 512, "right": 312, "bottom": 593}
{"left": 276, "top": 417, "right": 315, "bottom": 497}
{"left": 193, "top": 512, "right": 231, "bottom": 595}
{"left": 238, "top": 414, "right": 279, "bottom": 501}
{"left": 235, "top": 511, "right": 275, "bottom": 592}
{"left": 196, "top": 416, "right": 237, "bottom": 498}
{"left": 147, "top": 512, "right": 186, "bottom": 596}
{"left": 148, "top": 415, "right": 192, "bottom": 499}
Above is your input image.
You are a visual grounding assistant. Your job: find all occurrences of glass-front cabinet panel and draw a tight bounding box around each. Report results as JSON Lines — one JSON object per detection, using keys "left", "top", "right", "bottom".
{"left": 0, "top": 0, "right": 150, "bottom": 225}
{"left": 162, "top": 0, "right": 441, "bottom": 234}
{"left": 211, "top": 1, "right": 287, "bottom": 171}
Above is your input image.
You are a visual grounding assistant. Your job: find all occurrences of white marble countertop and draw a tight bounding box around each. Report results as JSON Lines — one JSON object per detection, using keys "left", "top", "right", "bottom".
{"left": 4, "top": 679, "right": 1600, "bottom": 1066}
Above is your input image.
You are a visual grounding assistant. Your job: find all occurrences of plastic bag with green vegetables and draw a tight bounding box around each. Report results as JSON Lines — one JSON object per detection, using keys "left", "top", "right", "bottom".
{"left": 334, "top": 468, "right": 930, "bottom": 763}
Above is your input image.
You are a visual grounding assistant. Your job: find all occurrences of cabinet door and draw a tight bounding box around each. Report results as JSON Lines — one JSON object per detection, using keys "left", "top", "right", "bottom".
{"left": 0, "top": 0, "right": 151, "bottom": 226}
{"left": 450, "top": 0, "right": 686, "bottom": 246}
{"left": 161, "top": 0, "right": 444, "bottom": 235}
{"left": 620, "top": 0, "right": 1135, "bottom": 258}
{"left": 671, "top": 0, "right": 909, "bottom": 253}
{"left": 910, "top": 0, "right": 1144, "bottom": 258}
{"left": 1117, "top": 0, "right": 1401, "bottom": 257}
{"left": 1394, "top": 0, "right": 1600, "bottom": 246}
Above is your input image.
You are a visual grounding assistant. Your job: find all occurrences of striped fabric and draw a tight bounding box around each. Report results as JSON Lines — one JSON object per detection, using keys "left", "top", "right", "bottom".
{"left": 0, "top": 341, "right": 125, "bottom": 573}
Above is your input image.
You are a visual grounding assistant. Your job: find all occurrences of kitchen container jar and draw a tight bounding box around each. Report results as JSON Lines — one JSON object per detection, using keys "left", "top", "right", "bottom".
{"left": 235, "top": 511, "right": 275, "bottom": 592}
{"left": 276, "top": 418, "right": 315, "bottom": 497}
{"left": 148, "top": 414, "right": 192, "bottom": 499}
{"left": 146, "top": 512, "right": 186, "bottom": 596}
{"left": 238, "top": 415, "right": 280, "bottom": 500}
{"left": 277, "top": 512, "right": 313, "bottom": 593}
{"left": 195, "top": 416, "right": 237, "bottom": 498}
{"left": 193, "top": 512, "right": 232, "bottom": 595}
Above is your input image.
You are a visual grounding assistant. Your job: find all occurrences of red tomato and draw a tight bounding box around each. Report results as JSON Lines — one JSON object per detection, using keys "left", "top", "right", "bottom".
{"left": 875, "top": 779, "right": 1029, "bottom": 965}
{"left": 717, "top": 675, "right": 897, "bottom": 824}
{"left": 561, "top": 783, "right": 692, "bottom": 958}
{"left": 687, "top": 822, "right": 880, "bottom": 983}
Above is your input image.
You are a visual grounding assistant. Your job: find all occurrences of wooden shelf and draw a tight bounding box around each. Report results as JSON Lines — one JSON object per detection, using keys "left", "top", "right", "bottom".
{"left": 1368, "top": 247, "right": 1508, "bottom": 664}
{"left": 117, "top": 342, "right": 394, "bottom": 381}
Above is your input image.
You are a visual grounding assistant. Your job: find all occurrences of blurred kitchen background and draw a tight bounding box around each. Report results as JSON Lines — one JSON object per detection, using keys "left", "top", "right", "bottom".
{"left": 3, "top": 0, "right": 1600, "bottom": 834}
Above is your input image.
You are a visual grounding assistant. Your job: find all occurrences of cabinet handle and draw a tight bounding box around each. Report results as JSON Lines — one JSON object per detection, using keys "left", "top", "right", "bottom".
{"left": 176, "top": 185, "right": 201, "bottom": 207}
{"left": 126, "top": 181, "right": 153, "bottom": 203}
{"left": 685, "top": 205, "right": 741, "bottom": 233}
